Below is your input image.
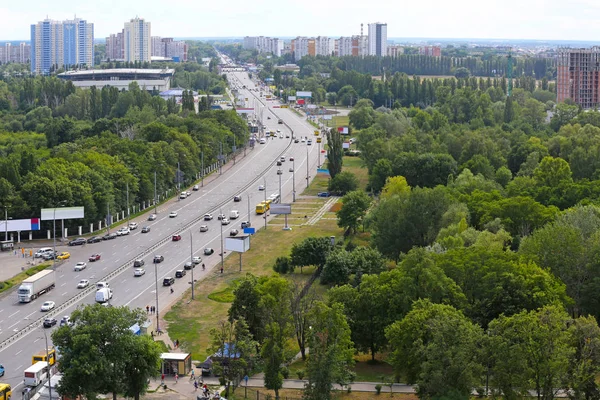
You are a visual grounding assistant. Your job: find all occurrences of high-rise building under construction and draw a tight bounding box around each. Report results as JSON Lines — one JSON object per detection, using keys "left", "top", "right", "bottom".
{"left": 557, "top": 47, "right": 600, "bottom": 109}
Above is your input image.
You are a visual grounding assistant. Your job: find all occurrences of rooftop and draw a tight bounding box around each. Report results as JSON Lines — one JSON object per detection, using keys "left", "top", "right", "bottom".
{"left": 58, "top": 68, "right": 175, "bottom": 76}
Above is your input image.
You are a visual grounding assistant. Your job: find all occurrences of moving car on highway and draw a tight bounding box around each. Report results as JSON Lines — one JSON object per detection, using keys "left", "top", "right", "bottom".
{"left": 57, "top": 252, "right": 70, "bottom": 260}
{"left": 74, "top": 262, "right": 87, "bottom": 271}
{"left": 41, "top": 301, "right": 56, "bottom": 312}
{"left": 77, "top": 279, "right": 90, "bottom": 289}
{"left": 89, "top": 254, "right": 101, "bottom": 262}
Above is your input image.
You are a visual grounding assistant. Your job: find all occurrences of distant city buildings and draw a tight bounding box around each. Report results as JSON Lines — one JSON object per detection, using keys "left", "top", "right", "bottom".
{"left": 106, "top": 31, "right": 124, "bottom": 60}
{"left": 557, "top": 47, "right": 600, "bottom": 109}
{"left": 338, "top": 36, "right": 368, "bottom": 57}
{"left": 387, "top": 45, "right": 404, "bottom": 57}
{"left": 367, "top": 22, "right": 387, "bottom": 56}
{"left": 0, "top": 42, "right": 30, "bottom": 64}
{"left": 30, "top": 17, "right": 94, "bottom": 74}
{"left": 419, "top": 45, "right": 441, "bottom": 57}
{"left": 151, "top": 37, "right": 188, "bottom": 62}
{"left": 243, "top": 36, "right": 284, "bottom": 57}
{"left": 124, "top": 17, "right": 151, "bottom": 62}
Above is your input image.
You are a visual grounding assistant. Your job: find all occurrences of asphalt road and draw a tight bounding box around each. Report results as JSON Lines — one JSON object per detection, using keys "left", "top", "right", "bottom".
{"left": 0, "top": 70, "right": 324, "bottom": 391}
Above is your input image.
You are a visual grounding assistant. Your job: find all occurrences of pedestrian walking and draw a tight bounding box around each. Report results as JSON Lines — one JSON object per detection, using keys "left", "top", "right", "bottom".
{"left": 202, "top": 263, "right": 205, "bottom": 271}
{"left": 151, "top": 331, "right": 154, "bottom": 339}
{"left": 194, "top": 380, "right": 199, "bottom": 391}
{"left": 146, "top": 305, "right": 150, "bottom": 313}
{"left": 190, "top": 369, "right": 195, "bottom": 380}
{"left": 174, "top": 373, "right": 178, "bottom": 383}
{"left": 161, "top": 373, "right": 165, "bottom": 384}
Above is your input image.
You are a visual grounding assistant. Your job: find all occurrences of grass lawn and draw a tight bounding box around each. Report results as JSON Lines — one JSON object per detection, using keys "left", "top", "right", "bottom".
{"left": 343, "top": 156, "right": 368, "bottom": 190}
{"left": 165, "top": 198, "right": 343, "bottom": 361}
{"left": 289, "top": 353, "right": 394, "bottom": 383}
{"left": 229, "top": 388, "right": 417, "bottom": 400}
{"left": 0, "top": 263, "right": 52, "bottom": 294}
{"left": 302, "top": 172, "right": 330, "bottom": 196}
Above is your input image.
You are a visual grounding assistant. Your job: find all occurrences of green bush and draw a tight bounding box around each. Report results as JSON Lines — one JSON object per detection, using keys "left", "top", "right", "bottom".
{"left": 375, "top": 384, "right": 382, "bottom": 394}
{"left": 296, "top": 369, "right": 305, "bottom": 380}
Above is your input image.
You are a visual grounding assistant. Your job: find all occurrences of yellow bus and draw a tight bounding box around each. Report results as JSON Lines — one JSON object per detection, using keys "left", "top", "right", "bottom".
{"left": 255, "top": 202, "right": 270, "bottom": 215}
{"left": 0, "top": 383, "right": 11, "bottom": 400}
{"left": 316, "top": 137, "right": 322, "bottom": 143}
{"left": 32, "top": 346, "right": 56, "bottom": 366}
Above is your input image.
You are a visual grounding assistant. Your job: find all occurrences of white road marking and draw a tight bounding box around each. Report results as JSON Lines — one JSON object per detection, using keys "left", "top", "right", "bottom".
{"left": 34, "top": 337, "right": 41, "bottom": 343}
{"left": 61, "top": 292, "right": 67, "bottom": 296}
{"left": 8, "top": 311, "right": 19, "bottom": 318}
{"left": 60, "top": 283, "right": 66, "bottom": 287}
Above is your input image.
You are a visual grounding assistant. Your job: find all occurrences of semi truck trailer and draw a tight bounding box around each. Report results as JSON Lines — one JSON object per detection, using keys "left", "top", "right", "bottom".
{"left": 18, "top": 270, "right": 56, "bottom": 303}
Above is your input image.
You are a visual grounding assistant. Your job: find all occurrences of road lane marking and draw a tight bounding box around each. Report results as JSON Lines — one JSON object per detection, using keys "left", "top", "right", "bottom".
{"left": 60, "top": 283, "right": 66, "bottom": 287}
{"left": 34, "top": 337, "right": 41, "bottom": 343}
{"left": 8, "top": 311, "right": 19, "bottom": 318}
{"left": 15, "top": 350, "right": 22, "bottom": 355}
{"left": 61, "top": 292, "right": 68, "bottom": 296}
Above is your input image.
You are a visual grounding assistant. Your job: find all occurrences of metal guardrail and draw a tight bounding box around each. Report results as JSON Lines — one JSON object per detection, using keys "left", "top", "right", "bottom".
{"left": 0, "top": 115, "right": 294, "bottom": 352}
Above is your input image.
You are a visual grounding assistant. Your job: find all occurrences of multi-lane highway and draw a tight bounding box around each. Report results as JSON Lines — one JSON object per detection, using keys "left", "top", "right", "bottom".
{"left": 0, "top": 69, "right": 324, "bottom": 391}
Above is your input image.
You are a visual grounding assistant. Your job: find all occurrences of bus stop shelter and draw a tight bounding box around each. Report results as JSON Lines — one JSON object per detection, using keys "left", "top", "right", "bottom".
{"left": 160, "top": 352, "right": 192, "bottom": 375}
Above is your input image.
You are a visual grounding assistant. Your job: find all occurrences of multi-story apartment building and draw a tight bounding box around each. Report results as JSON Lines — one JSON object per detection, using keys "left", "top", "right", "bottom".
{"left": 338, "top": 35, "right": 368, "bottom": 57}
{"left": 124, "top": 17, "right": 151, "bottom": 62}
{"left": 419, "top": 45, "right": 441, "bottom": 57}
{"left": 160, "top": 38, "right": 188, "bottom": 62}
{"left": 0, "top": 43, "right": 31, "bottom": 64}
{"left": 387, "top": 45, "right": 404, "bottom": 57}
{"left": 368, "top": 22, "right": 387, "bottom": 56}
{"left": 151, "top": 36, "right": 164, "bottom": 59}
{"left": 106, "top": 30, "right": 124, "bottom": 60}
{"left": 315, "top": 36, "right": 335, "bottom": 56}
{"left": 557, "top": 47, "right": 600, "bottom": 109}
{"left": 30, "top": 17, "right": 94, "bottom": 74}
{"left": 243, "top": 36, "right": 283, "bottom": 57}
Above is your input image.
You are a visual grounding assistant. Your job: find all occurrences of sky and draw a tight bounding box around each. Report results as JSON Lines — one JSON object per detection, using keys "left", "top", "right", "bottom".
{"left": 2, "top": 0, "right": 600, "bottom": 42}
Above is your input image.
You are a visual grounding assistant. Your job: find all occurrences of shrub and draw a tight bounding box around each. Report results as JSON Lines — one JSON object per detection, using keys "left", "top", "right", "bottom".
{"left": 296, "top": 369, "right": 305, "bottom": 380}
{"left": 375, "top": 384, "right": 382, "bottom": 394}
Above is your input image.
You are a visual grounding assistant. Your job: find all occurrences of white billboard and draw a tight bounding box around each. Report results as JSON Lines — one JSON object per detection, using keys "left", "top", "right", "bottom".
{"left": 288, "top": 96, "right": 297, "bottom": 101}
{"left": 0, "top": 218, "right": 41, "bottom": 232}
{"left": 271, "top": 204, "right": 292, "bottom": 215}
{"left": 41, "top": 207, "right": 85, "bottom": 221}
{"left": 296, "top": 91, "right": 312, "bottom": 98}
{"left": 225, "top": 236, "right": 250, "bottom": 253}
{"left": 323, "top": 115, "right": 333, "bottom": 120}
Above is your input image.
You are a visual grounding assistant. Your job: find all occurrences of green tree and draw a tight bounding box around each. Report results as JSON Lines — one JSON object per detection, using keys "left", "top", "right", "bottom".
{"left": 325, "top": 128, "right": 344, "bottom": 179}
{"left": 208, "top": 319, "right": 258, "bottom": 397}
{"left": 567, "top": 316, "right": 600, "bottom": 400}
{"left": 504, "top": 95, "right": 515, "bottom": 123}
{"left": 348, "top": 104, "right": 376, "bottom": 129}
{"left": 369, "top": 159, "right": 393, "bottom": 193}
{"left": 228, "top": 275, "right": 264, "bottom": 342}
{"left": 52, "top": 305, "right": 161, "bottom": 400}
{"left": 487, "top": 306, "right": 573, "bottom": 400}
{"left": 386, "top": 300, "right": 484, "bottom": 400}
{"left": 328, "top": 171, "right": 358, "bottom": 195}
{"left": 337, "top": 190, "right": 371, "bottom": 234}
{"left": 290, "top": 237, "right": 333, "bottom": 273}
{"left": 303, "top": 302, "right": 355, "bottom": 400}
{"left": 321, "top": 249, "right": 352, "bottom": 286}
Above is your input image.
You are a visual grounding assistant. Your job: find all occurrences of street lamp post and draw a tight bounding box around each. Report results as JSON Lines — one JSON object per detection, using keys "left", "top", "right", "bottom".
{"left": 154, "top": 171, "right": 158, "bottom": 215}
{"left": 43, "top": 328, "right": 52, "bottom": 400}
{"left": 190, "top": 231, "right": 195, "bottom": 300}
{"left": 4, "top": 206, "right": 7, "bottom": 241}
{"left": 154, "top": 256, "right": 160, "bottom": 333}
{"left": 247, "top": 193, "right": 251, "bottom": 224}
{"left": 126, "top": 182, "right": 130, "bottom": 227}
{"left": 277, "top": 169, "right": 282, "bottom": 201}
{"left": 306, "top": 145, "right": 310, "bottom": 189}
{"left": 201, "top": 151, "right": 205, "bottom": 187}
{"left": 292, "top": 159, "right": 296, "bottom": 202}
{"left": 263, "top": 178, "right": 267, "bottom": 230}
{"left": 52, "top": 201, "right": 66, "bottom": 269}
{"left": 177, "top": 161, "right": 181, "bottom": 200}
{"left": 220, "top": 207, "right": 225, "bottom": 273}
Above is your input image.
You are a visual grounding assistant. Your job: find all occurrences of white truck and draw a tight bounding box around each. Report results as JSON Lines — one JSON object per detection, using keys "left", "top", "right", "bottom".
{"left": 95, "top": 287, "right": 113, "bottom": 304}
{"left": 18, "top": 270, "right": 56, "bottom": 303}
{"left": 24, "top": 361, "right": 48, "bottom": 387}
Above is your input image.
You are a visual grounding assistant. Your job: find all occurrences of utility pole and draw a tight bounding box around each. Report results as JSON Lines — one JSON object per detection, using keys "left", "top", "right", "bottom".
{"left": 4, "top": 206, "right": 7, "bottom": 241}
{"left": 233, "top": 136, "right": 236, "bottom": 165}
{"left": 177, "top": 161, "right": 181, "bottom": 199}
{"left": 154, "top": 171, "right": 158, "bottom": 215}
{"left": 219, "top": 142, "right": 223, "bottom": 175}
{"left": 318, "top": 141, "right": 321, "bottom": 168}
{"left": 190, "top": 231, "right": 194, "bottom": 300}
{"left": 263, "top": 178, "right": 267, "bottom": 230}
{"left": 154, "top": 257, "right": 160, "bottom": 332}
{"left": 126, "top": 182, "right": 130, "bottom": 226}
{"left": 220, "top": 207, "right": 225, "bottom": 273}
{"left": 106, "top": 203, "right": 110, "bottom": 234}
{"left": 43, "top": 329, "right": 52, "bottom": 400}
{"left": 292, "top": 159, "right": 296, "bottom": 202}
{"left": 306, "top": 145, "right": 310, "bottom": 189}
{"left": 201, "top": 152, "right": 204, "bottom": 187}
{"left": 277, "top": 168, "right": 282, "bottom": 201}
{"left": 247, "top": 193, "right": 251, "bottom": 224}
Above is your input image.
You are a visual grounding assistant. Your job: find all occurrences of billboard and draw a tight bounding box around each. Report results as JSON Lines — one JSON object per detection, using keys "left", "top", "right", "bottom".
{"left": 288, "top": 96, "right": 297, "bottom": 101}
{"left": 225, "top": 236, "right": 250, "bottom": 253}
{"left": 297, "top": 99, "right": 305, "bottom": 105}
{"left": 0, "top": 218, "right": 41, "bottom": 232}
{"left": 323, "top": 115, "right": 333, "bottom": 120}
{"left": 271, "top": 204, "right": 292, "bottom": 215}
{"left": 235, "top": 108, "right": 255, "bottom": 114}
{"left": 343, "top": 142, "right": 351, "bottom": 149}
{"left": 296, "top": 91, "right": 312, "bottom": 98}
{"left": 338, "top": 126, "right": 349, "bottom": 135}
{"left": 41, "top": 207, "right": 85, "bottom": 221}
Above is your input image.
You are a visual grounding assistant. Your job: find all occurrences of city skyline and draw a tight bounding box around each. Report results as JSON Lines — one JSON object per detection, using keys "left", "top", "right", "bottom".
{"left": 2, "top": 0, "right": 600, "bottom": 41}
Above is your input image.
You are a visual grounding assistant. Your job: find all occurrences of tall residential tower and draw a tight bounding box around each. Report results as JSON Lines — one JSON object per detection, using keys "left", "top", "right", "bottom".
{"left": 30, "top": 17, "right": 94, "bottom": 74}
{"left": 557, "top": 47, "right": 600, "bottom": 109}
{"left": 367, "top": 22, "right": 387, "bottom": 57}
{"left": 124, "top": 17, "right": 151, "bottom": 62}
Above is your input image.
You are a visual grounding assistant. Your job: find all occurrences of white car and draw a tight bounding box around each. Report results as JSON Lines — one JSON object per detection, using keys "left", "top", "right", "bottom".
{"left": 134, "top": 268, "right": 146, "bottom": 277}
{"left": 74, "top": 262, "right": 87, "bottom": 271}
{"left": 221, "top": 218, "right": 230, "bottom": 225}
{"left": 258, "top": 185, "right": 265, "bottom": 191}
{"left": 259, "top": 138, "right": 266, "bottom": 144}
{"left": 204, "top": 213, "right": 213, "bottom": 220}
{"left": 117, "top": 227, "right": 130, "bottom": 236}
{"left": 192, "top": 256, "right": 202, "bottom": 264}
{"left": 200, "top": 225, "right": 209, "bottom": 232}
{"left": 169, "top": 211, "right": 178, "bottom": 218}
{"left": 77, "top": 279, "right": 90, "bottom": 289}
{"left": 41, "top": 301, "right": 56, "bottom": 312}
{"left": 148, "top": 214, "right": 157, "bottom": 221}
{"left": 301, "top": 137, "right": 306, "bottom": 142}
{"left": 193, "top": 185, "right": 199, "bottom": 191}
{"left": 128, "top": 222, "right": 138, "bottom": 230}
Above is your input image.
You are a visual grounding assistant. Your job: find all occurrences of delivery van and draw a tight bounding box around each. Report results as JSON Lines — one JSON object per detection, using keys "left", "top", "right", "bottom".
{"left": 95, "top": 288, "right": 113, "bottom": 304}
{"left": 229, "top": 210, "right": 240, "bottom": 220}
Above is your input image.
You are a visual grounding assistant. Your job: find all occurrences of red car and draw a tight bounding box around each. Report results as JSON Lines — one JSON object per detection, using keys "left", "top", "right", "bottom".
{"left": 172, "top": 234, "right": 182, "bottom": 241}
{"left": 89, "top": 254, "right": 101, "bottom": 262}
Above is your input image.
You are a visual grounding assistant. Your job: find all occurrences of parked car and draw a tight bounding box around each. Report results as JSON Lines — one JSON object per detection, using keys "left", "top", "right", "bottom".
{"left": 117, "top": 227, "right": 130, "bottom": 236}
{"left": 77, "top": 279, "right": 90, "bottom": 289}
{"left": 41, "top": 301, "right": 56, "bottom": 312}
{"left": 68, "top": 238, "right": 86, "bottom": 246}
{"left": 172, "top": 234, "right": 182, "bottom": 241}
{"left": 258, "top": 185, "right": 265, "bottom": 191}
{"left": 153, "top": 255, "right": 164, "bottom": 263}
{"left": 175, "top": 270, "right": 186, "bottom": 278}
{"left": 89, "top": 254, "right": 101, "bottom": 262}
{"left": 103, "top": 233, "right": 117, "bottom": 240}
{"left": 317, "top": 192, "right": 331, "bottom": 197}
{"left": 204, "top": 214, "right": 213, "bottom": 221}
{"left": 204, "top": 248, "right": 214, "bottom": 255}
{"left": 148, "top": 214, "right": 157, "bottom": 221}
{"left": 87, "top": 236, "right": 102, "bottom": 243}
{"left": 43, "top": 317, "right": 57, "bottom": 328}
{"left": 133, "top": 259, "right": 145, "bottom": 267}
{"left": 276, "top": 161, "right": 282, "bottom": 166}
{"left": 183, "top": 261, "right": 194, "bottom": 270}
{"left": 199, "top": 225, "right": 209, "bottom": 232}
{"left": 74, "top": 262, "right": 87, "bottom": 271}
{"left": 57, "top": 252, "right": 70, "bottom": 260}
{"left": 294, "top": 139, "right": 300, "bottom": 143}
{"left": 134, "top": 268, "right": 146, "bottom": 277}
{"left": 217, "top": 213, "right": 226, "bottom": 220}
{"left": 141, "top": 226, "right": 151, "bottom": 233}
{"left": 289, "top": 156, "right": 294, "bottom": 161}
{"left": 163, "top": 277, "right": 175, "bottom": 286}
{"left": 169, "top": 211, "right": 178, "bottom": 218}
{"left": 193, "top": 185, "right": 199, "bottom": 191}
